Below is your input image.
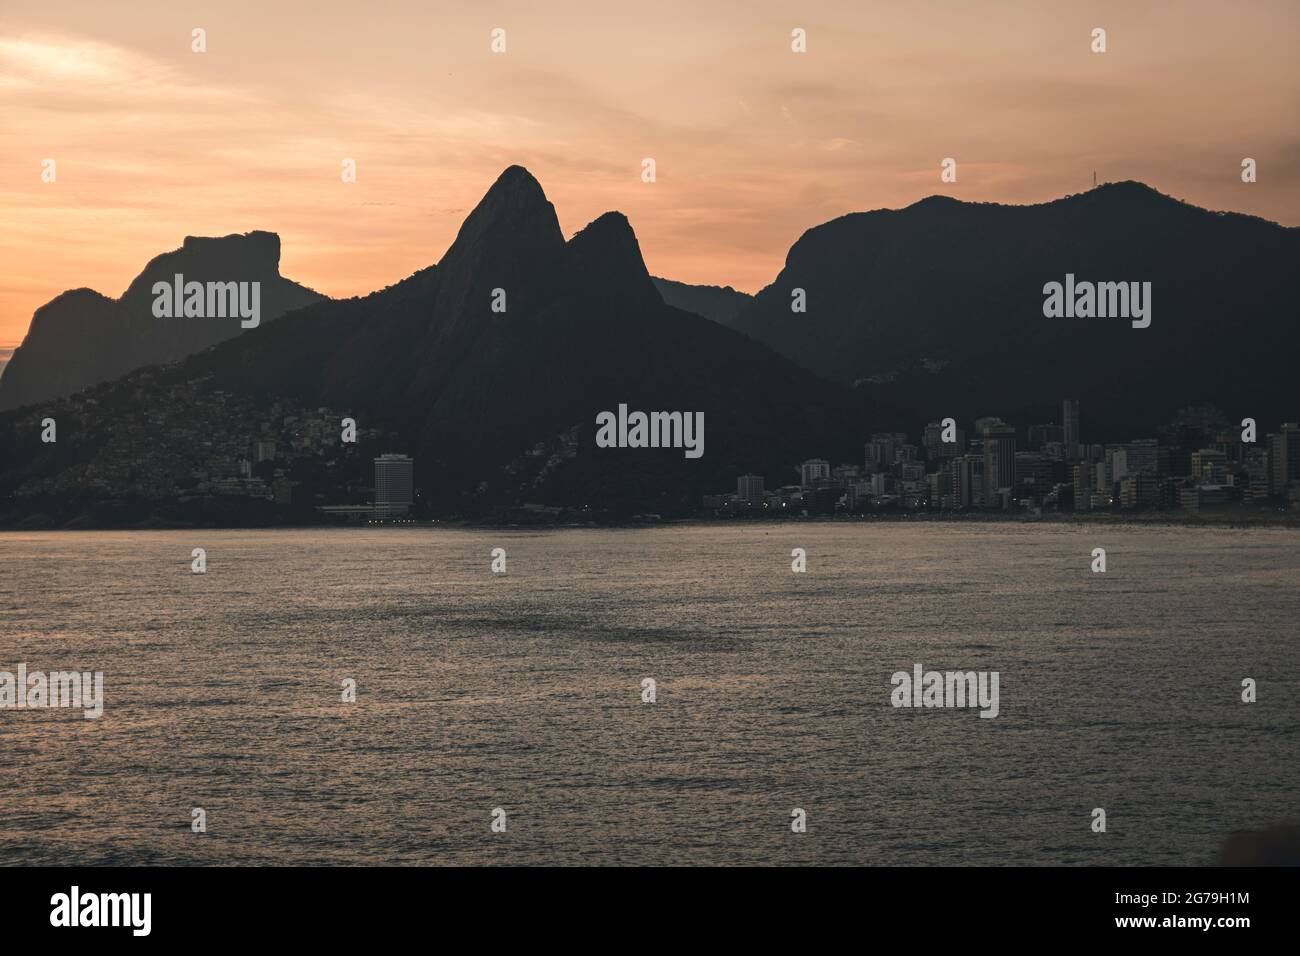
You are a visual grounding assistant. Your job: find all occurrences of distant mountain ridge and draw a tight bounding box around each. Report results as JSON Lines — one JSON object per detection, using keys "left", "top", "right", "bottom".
{"left": 650, "top": 277, "right": 753, "bottom": 328}
{"left": 728, "top": 181, "right": 1300, "bottom": 437}
{"left": 0, "top": 231, "right": 325, "bottom": 411}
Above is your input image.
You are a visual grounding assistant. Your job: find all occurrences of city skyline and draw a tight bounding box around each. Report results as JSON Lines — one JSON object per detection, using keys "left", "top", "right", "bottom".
{"left": 707, "top": 399, "right": 1300, "bottom": 519}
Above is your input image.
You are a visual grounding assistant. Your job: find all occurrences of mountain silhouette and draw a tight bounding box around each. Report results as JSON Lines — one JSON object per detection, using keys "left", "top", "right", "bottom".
{"left": 186, "top": 166, "right": 866, "bottom": 506}
{"left": 6, "top": 172, "right": 1295, "bottom": 524}
{"left": 0, "top": 166, "right": 866, "bottom": 518}
{"left": 729, "top": 182, "right": 1300, "bottom": 437}
{"left": 0, "top": 231, "right": 324, "bottom": 411}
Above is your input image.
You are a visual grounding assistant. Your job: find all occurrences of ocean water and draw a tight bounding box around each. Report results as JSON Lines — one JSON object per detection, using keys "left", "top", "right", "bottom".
{"left": 0, "top": 523, "right": 1296, "bottom": 866}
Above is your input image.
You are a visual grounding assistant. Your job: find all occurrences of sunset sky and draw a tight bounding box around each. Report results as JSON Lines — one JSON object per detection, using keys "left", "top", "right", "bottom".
{"left": 1, "top": 0, "right": 1297, "bottom": 349}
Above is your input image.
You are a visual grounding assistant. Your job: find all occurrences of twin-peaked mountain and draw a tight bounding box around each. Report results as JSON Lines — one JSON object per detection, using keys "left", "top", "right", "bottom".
{"left": 728, "top": 182, "right": 1300, "bottom": 438}
{"left": 194, "top": 167, "right": 864, "bottom": 503}
{"left": 0, "top": 232, "right": 323, "bottom": 411}
{"left": 10, "top": 166, "right": 863, "bottom": 510}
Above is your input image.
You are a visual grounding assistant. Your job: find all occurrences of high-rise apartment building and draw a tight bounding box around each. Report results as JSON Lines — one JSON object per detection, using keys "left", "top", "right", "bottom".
{"left": 982, "top": 424, "right": 1016, "bottom": 508}
{"left": 1269, "top": 424, "right": 1300, "bottom": 494}
{"left": 1062, "top": 398, "right": 1080, "bottom": 461}
{"left": 924, "top": 421, "right": 966, "bottom": 460}
{"left": 800, "top": 459, "right": 830, "bottom": 489}
{"left": 374, "top": 454, "right": 414, "bottom": 518}
{"left": 737, "top": 474, "right": 765, "bottom": 502}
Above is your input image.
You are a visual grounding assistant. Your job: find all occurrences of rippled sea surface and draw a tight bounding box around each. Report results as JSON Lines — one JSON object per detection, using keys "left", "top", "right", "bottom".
{"left": 1, "top": 523, "right": 1297, "bottom": 866}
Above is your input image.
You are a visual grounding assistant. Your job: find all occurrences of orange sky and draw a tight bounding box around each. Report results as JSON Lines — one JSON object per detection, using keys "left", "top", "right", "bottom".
{"left": 2, "top": 0, "right": 1297, "bottom": 346}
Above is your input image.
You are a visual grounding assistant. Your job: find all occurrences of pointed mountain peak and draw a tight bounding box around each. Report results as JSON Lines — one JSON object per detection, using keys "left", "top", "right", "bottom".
{"left": 489, "top": 164, "right": 544, "bottom": 195}
{"left": 417, "top": 166, "right": 566, "bottom": 355}
{"left": 564, "top": 212, "right": 659, "bottom": 304}
{"left": 460, "top": 165, "right": 555, "bottom": 233}
{"left": 438, "top": 166, "right": 564, "bottom": 272}
{"left": 573, "top": 211, "right": 637, "bottom": 247}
